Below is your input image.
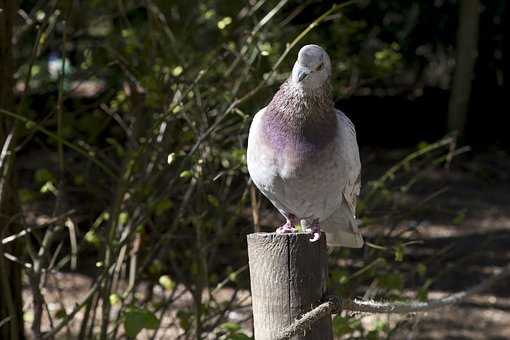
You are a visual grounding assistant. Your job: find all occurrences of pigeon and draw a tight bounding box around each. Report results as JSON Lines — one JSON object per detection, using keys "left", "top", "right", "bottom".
{"left": 247, "top": 44, "right": 363, "bottom": 247}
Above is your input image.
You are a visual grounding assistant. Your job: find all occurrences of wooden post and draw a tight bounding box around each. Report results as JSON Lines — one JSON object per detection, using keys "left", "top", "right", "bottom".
{"left": 247, "top": 232, "right": 332, "bottom": 340}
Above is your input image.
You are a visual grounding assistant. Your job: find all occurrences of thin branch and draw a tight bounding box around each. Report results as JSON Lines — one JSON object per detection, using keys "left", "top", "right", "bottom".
{"left": 276, "top": 263, "right": 510, "bottom": 340}
{"left": 0, "top": 109, "right": 115, "bottom": 178}
{"left": 0, "top": 316, "right": 12, "bottom": 329}
{"left": 1, "top": 211, "right": 74, "bottom": 245}
{"left": 41, "top": 278, "right": 103, "bottom": 339}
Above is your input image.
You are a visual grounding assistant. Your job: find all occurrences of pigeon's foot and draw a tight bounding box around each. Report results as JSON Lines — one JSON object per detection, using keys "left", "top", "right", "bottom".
{"left": 276, "top": 214, "right": 298, "bottom": 234}
{"left": 308, "top": 219, "right": 321, "bottom": 242}
{"left": 276, "top": 223, "right": 297, "bottom": 234}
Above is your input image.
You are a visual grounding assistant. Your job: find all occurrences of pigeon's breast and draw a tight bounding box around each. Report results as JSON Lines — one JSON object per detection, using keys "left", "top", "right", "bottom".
{"left": 261, "top": 114, "right": 337, "bottom": 176}
{"left": 256, "top": 116, "right": 343, "bottom": 219}
{"left": 282, "top": 142, "right": 344, "bottom": 219}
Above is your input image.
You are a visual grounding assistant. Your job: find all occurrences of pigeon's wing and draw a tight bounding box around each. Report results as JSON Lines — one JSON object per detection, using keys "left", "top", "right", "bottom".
{"left": 247, "top": 107, "right": 268, "bottom": 192}
{"left": 338, "top": 110, "right": 361, "bottom": 216}
{"left": 321, "top": 110, "right": 363, "bottom": 248}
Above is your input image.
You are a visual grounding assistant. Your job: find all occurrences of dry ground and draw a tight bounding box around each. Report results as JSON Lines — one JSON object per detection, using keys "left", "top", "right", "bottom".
{"left": 363, "top": 150, "right": 510, "bottom": 339}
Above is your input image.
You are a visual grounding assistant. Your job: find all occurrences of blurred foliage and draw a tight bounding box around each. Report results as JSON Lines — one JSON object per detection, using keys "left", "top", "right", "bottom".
{"left": 2, "top": 0, "right": 507, "bottom": 339}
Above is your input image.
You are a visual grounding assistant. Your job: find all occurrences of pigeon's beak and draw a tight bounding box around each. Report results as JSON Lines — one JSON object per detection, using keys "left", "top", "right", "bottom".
{"left": 297, "top": 69, "right": 309, "bottom": 82}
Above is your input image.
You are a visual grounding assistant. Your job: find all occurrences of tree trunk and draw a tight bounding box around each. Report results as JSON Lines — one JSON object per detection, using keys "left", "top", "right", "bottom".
{"left": 447, "top": 0, "right": 480, "bottom": 138}
{"left": 504, "top": 1, "right": 510, "bottom": 92}
{"left": 0, "top": 1, "right": 25, "bottom": 339}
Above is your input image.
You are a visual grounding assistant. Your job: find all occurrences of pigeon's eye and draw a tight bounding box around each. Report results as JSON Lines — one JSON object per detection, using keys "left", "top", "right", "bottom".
{"left": 316, "top": 63, "right": 324, "bottom": 71}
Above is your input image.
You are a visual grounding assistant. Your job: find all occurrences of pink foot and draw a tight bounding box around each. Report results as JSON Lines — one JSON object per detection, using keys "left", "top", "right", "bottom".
{"left": 276, "top": 222, "right": 297, "bottom": 233}
{"left": 308, "top": 219, "right": 321, "bottom": 242}
{"left": 276, "top": 214, "right": 297, "bottom": 234}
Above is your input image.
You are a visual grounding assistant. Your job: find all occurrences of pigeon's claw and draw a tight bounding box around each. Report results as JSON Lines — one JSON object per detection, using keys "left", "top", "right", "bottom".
{"left": 309, "top": 232, "right": 320, "bottom": 242}
{"left": 276, "top": 224, "right": 297, "bottom": 234}
{"left": 276, "top": 214, "right": 298, "bottom": 234}
{"left": 309, "top": 219, "right": 321, "bottom": 242}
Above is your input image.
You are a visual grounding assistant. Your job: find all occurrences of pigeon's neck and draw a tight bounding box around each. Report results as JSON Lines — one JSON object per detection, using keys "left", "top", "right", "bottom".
{"left": 263, "top": 81, "right": 337, "bottom": 154}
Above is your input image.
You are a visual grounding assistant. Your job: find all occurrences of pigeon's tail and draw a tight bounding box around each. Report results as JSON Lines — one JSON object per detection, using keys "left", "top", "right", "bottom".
{"left": 321, "top": 204, "right": 364, "bottom": 248}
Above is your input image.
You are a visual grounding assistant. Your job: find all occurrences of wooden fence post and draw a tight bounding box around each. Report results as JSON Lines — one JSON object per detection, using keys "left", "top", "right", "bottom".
{"left": 247, "top": 232, "right": 332, "bottom": 340}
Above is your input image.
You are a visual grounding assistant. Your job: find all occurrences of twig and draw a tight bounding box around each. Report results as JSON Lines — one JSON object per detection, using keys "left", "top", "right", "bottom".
{"left": 363, "top": 136, "right": 455, "bottom": 205}
{"left": 0, "top": 316, "right": 11, "bottom": 329}
{"left": 250, "top": 184, "right": 261, "bottom": 232}
{"left": 41, "top": 277, "right": 103, "bottom": 339}
{"left": 1, "top": 210, "right": 75, "bottom": 245}
{"left": 276, "top": 263, "right": 510, "bottom": 340}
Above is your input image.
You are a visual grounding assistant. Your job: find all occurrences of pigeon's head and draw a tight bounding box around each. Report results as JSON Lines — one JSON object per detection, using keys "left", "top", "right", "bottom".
{"left": 291, "top": 44, "right": 331, "bottom": 90}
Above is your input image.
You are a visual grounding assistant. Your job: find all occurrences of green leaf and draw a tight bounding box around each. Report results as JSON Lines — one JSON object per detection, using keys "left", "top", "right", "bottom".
{"left": 148, "top": 260, "right": 164, "bottom": 276}
{"left": 228, "top": 271, "right": 238, "bottom": 282}
{"left": 417, "top": 141, "right": 429, "bottom": 150}
{"left": 417, "top": 263, "right": 427, "bottom": 277}
{"left": 106, "top": 137, "right": 125, "bottom": 157}
{"left": 101, "top": 211, "right": 110, "bottom": 221}
{"left": 331, "top": 269, "right": 349, "bottom": 285}
{"left": 35, "top": 168, "right": 55, "bottom": 183}
{"left": 155, "top": 199, "right": 173, "bottom": 216}
{"left": 158, "top": 275, "right": 175, "bottom": 291}
{"left": 172, "top": 66, "right": 183, "bottom": 77}
{"left": 18, "top": 189, "right": 36, "bottom": 203}
{"left": 84, "top": 230, "right": 101, "bottom": 247}
{"left": 55, "top": 309, "right": 67, "bottom": 319}
{"left": 73, "top": 175, "right": 85, "bottom": 185}
{"left": 217, "top": 17, "right": 232, "bottom": 30}
{"left": 332, "top": 315, "right": 360, "bottom": 336}
{"left": 23, "top": 312, "right": 34, "bottom": 322}
{"left": 378, "top": 272, "right": 403, "bottom": 291}
{"left": 207, "top": 194, "right": 220, "bottom": 208}
{"left": 373, "top": 319, "right": 387, "bottom": 332}
{"left": 40, "top": 181, "right": 57, "bottom": 194}
{"left": 167, "top": 152, "right": 176, "bottom": 165}
{"left": 109, "top": 293, "right": 121, "bottom": 305}
{"left": 118, "top": 212, "right": 129, "bottom": 225}
{"left": 176, "top": 310, "right": 192, "bottom": 331}
{"left": 124, "top": 306, "right": 159, "bottom": 338}
{"left": 25, "top": 120, "right": 36, "bottom": 129}
{"left": 179, "top": 170, "right": 192, "bottom": 179}
{"left": 452, "top": 209, "right": 466, "bottom": 225}
{"left": 366, "top": 329, "right": 380, "bottom": 340}
{"left": 417, "top": 287, "right": 429, "bottom": 301}
{"left": 394, "top": 244, "right": 404, "bottom": 262}
{"left": 226, "top": 334, "right": 250, "bottom": 340}
{"left": 221, "top": 322, "right": 241, "bottom": 333}
{"left": 218, "top": 322, "right": 250, "bottom": 340}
